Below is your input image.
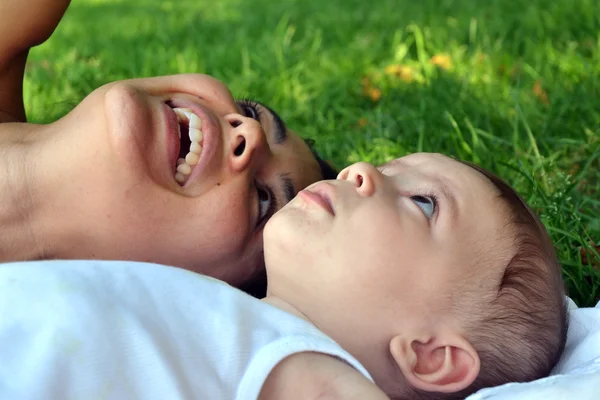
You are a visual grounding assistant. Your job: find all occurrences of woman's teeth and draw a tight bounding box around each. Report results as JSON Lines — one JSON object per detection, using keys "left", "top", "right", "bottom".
{"left": 172, "top": 108, "right": 204, "bottom": 185}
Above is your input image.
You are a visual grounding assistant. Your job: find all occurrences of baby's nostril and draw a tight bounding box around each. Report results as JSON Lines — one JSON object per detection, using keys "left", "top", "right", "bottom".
{"left": 356, "top": 174, "right": 364, "bottom": 187}
{"left": 230, "top": 119, "right": 242, "bottom": 128}
{"left": 234, "top": 138, "right": 246, "bottom": 156}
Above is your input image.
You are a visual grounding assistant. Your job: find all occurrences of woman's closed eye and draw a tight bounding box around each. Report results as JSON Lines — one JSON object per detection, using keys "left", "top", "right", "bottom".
{"left": 256, "top": 182, "right": 277, "bottom": 228}
{"left": 411, "top": 195, "right": 437, "bottom": 219}
{"left": 238, "top": 99, "right": 275, "bottom": 228}
{"left": 237, "top": 99, "right": 263, "bottom": 122}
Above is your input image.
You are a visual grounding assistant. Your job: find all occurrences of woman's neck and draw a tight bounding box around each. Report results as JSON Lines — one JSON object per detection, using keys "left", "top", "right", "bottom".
{"left": 0, "top": 122, "right": 81, "bottom": 261}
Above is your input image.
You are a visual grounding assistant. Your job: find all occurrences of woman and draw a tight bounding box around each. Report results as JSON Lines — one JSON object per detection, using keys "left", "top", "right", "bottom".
{"left": 0, "top": 0, "right": 336, "bottom": 289}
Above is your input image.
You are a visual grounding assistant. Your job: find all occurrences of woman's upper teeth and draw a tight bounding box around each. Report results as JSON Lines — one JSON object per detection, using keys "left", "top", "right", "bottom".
{"left": 172, "top": 107, "right": 204, "bottom": 185}
{"left": 173, "top": 107, "right": 203, "bottom": 139}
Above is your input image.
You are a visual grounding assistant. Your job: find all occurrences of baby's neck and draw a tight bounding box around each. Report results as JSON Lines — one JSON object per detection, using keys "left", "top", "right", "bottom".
{"left": 261, "top": 295, "right": 313, "bottom": 323}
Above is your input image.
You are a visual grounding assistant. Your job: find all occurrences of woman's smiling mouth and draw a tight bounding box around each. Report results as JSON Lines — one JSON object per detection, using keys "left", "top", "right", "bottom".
{"left": 164, "top": 99, "right": 219, "bottom": 188}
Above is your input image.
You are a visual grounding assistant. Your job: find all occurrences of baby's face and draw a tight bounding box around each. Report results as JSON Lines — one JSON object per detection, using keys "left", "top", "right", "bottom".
{"left": 264, "top": 153, "right": 511, "bottom": 384}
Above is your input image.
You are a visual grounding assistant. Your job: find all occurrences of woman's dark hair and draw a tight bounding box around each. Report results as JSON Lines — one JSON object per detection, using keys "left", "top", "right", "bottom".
{"left": 240, "top": 140, "right": 338, "bottom": 298}
{"left": 305, "top": 138, "right": 339, "bottom": 180}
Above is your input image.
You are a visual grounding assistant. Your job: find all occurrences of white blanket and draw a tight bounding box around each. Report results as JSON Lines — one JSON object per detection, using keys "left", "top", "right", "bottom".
{"left": 468, "top": 298, "right": 600, "bottom": 399}
{"left": 1, "top": 260, "right": 599, "bottom": 399}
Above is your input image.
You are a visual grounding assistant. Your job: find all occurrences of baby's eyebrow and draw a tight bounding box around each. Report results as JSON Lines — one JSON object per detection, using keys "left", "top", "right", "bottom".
{"left": 433, "top": 178, "right": 459, "bottom": 223}
{"left": 378, "top": 158, "right": 404, "bottom": 171}
{"left": 377, "top": 159, "right": 405, "bottom": 174}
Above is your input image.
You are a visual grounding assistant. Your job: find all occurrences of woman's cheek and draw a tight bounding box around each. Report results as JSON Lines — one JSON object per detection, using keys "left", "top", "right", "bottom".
{"left": 192, "top": 205, "right": 254, "bottom": 258}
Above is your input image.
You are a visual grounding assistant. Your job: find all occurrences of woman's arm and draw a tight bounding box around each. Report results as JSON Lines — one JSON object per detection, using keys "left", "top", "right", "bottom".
{"left": 0, "top": 0, "right": 71, "bottom": 122}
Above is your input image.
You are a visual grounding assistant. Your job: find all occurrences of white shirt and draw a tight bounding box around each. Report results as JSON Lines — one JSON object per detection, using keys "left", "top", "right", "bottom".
{"left": 0, "top": 260, "right": 371, "bottom": 400}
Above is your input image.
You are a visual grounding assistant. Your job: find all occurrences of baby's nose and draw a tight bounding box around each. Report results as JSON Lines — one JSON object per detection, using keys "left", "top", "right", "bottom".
{"left": 337, "top": 162, "right": 377, "bottom": 197}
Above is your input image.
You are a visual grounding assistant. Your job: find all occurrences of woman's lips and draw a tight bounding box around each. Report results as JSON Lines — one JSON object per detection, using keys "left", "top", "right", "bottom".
{"left": 299, "top": 187, "right": 335, "bottom": 215}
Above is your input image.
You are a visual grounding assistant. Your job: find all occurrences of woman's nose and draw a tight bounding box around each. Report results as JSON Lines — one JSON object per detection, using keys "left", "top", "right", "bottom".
{"left": 225, "top": 114, "right": 270, "bottom": 173}
{"left": 337, "top": 162, "right": 378, "bottom": 197}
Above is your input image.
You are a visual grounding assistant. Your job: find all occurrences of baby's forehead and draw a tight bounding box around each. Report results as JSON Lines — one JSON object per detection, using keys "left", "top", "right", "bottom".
{"left": 378, "top": 153, "right": 455, "bottom": 171}
{"left": 377, "top": 154, "right": 471, "bottom": 187}
{"left": 379, "top": 154, "right": 499, "bottom": 191}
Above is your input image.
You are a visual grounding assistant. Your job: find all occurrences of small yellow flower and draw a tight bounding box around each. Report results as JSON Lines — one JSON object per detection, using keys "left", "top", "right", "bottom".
{"left": 430, "top": 54, "right": 453, "bottom": 70}
{"left": 384, "top": 64, "right": 414, "bottom": 82}
{"left": 384, "top": 64, "right": 401, "bottom": 75}
{"left": 357, "top": 118, "right": 369, "bottom": 128}
{"left": 365, "top": 87, "right": 382, "bottom": 102}
{"left": 361, "top": 74, "right": 382, "bottom": 101}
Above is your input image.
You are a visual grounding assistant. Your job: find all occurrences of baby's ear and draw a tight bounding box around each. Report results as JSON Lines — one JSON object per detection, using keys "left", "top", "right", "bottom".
{"left": 389, "top": 333, "right": 480, "bottom": 394}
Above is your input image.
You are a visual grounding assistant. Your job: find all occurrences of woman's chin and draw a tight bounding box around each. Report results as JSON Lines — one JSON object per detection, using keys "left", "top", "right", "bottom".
{"left": 101, "top": 83, "right": 175, "bottom": 191}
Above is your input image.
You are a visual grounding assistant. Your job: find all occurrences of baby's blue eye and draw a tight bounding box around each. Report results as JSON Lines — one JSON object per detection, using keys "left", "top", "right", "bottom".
{"left": 411, "top": 195, "right": 436, "bottom": 219}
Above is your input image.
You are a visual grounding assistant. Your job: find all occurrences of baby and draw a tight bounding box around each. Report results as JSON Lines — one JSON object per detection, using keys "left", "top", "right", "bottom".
{"left": 0, "top": 153, "right": 567, "bottom": 399}
{"left": 260, "top": 152, "right": 568, "bottom": 398}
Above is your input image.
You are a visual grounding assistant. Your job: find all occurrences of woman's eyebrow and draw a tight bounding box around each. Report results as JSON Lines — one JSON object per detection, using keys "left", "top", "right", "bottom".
{"left": 258, "top": 102, "right": 288, "bottom": 145}
{"left": 280, "top": 173, "right": 296, "bottom": 204}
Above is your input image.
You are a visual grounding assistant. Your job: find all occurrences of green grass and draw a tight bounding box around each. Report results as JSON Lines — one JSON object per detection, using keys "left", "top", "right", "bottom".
{"left": 25, "top": 0, "right": 600, "bottom": 306}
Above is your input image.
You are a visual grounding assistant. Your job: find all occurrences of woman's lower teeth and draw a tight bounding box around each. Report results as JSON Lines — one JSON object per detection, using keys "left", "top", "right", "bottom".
{"left": 172, "top": 107, "right": 204, "bottom": 185}
{"left": 175, "top": 143, "right": 202, "bottom": 184}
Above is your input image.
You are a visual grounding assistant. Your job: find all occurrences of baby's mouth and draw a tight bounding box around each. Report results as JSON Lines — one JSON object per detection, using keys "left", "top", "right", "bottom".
{"left": 171, "top": 107, "right": 204, "bottom": 185}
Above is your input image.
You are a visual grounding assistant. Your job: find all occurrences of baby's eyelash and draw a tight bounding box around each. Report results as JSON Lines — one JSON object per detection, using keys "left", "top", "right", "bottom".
{"left": 410, "top": 191, "right": 439, "bottom": 214}
{"left": 428, "top": 193, "right": 439, "bottom": 206}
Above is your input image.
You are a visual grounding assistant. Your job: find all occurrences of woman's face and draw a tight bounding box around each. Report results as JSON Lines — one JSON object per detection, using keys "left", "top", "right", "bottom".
{"left": 54, "top": 74, "right": 322, "bottom": 285}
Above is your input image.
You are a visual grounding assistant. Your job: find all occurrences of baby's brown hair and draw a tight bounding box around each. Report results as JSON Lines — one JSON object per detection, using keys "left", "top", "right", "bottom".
{"left": 402, "top": 162, "right": 569, "bottom": 400}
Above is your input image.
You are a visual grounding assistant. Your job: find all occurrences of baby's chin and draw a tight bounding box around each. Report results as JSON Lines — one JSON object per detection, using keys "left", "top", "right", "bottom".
{"left": 262, "top": 206, "right": 299, "bottom": 249}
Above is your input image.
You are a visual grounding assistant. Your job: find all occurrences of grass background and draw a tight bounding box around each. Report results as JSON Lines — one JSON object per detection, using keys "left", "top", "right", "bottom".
{"left": 24, "top": 0, "right": 599, "bottom": 306}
